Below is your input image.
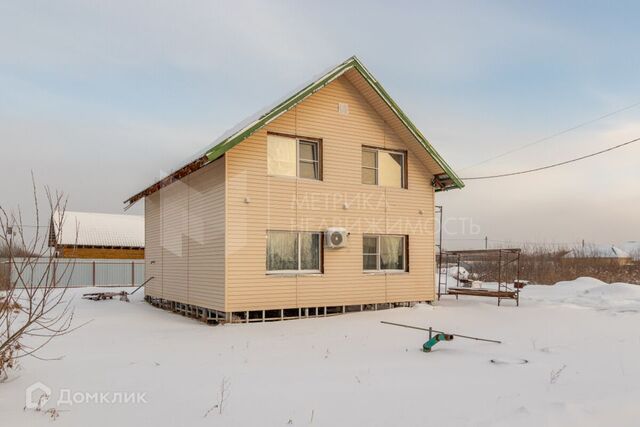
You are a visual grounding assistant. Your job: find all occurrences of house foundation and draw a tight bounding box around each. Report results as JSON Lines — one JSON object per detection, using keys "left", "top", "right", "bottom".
{"left": 144, "top": 295, "right": 431, "bottom": 324}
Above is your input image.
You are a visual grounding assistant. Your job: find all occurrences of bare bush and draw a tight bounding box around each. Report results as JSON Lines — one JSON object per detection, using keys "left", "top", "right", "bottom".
{"left": 1, "top": 243, "right": 33, "bottom": 291}
{"left": 203, "top": 377, "right": 230, "bottom": 417}
{"left": 0, "top": 261, "right": 8, "bottom": 292}
{"left": 449, "top": 243, "right": 640, "bottom": 286}
{"left": 519, "top": 244, "right": 639, "bottom": 285}
{"left": 0, "top": 178, "right": 80, "bottom": 381}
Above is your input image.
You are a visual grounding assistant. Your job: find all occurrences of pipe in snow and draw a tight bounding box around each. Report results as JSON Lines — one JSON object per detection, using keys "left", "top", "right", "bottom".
{"left": 423, "top": 333, "right": 454, "bottom": 352}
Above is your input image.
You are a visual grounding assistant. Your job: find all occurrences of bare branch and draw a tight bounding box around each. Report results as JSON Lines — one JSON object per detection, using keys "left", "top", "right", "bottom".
{"left": 0, "top": 178, "right": 80, "bottom": 380}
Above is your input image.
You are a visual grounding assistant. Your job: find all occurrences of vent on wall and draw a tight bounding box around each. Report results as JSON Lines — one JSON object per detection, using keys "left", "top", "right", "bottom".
{"left": 338, "top": 103, "right": 349, "bottom": 115}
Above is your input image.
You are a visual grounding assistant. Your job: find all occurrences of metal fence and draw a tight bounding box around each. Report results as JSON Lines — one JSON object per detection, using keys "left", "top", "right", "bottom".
{"left": 5, "top": 257, "right": 145, "bottom": 288}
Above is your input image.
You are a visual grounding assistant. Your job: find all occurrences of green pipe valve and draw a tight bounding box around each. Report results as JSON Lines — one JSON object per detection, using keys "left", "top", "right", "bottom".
{"left": 423, "top": 333, "right": 454, "bottom": 352}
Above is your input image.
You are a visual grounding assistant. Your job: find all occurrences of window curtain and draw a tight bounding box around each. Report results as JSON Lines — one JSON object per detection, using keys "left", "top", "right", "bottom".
{"left": 267, "top": 135, "right": 296, "bottom": 176}
{"left": 378, "top": 152, "right": 403, "bottom": 188}
{"left": 380, "top": 236, "right": 404, "bottom": 270}
{"left": 267, "top": 232, "right": 298, "bottom": 271}
{"left": 300, "top": 233, "right": 320, "bottom": 270}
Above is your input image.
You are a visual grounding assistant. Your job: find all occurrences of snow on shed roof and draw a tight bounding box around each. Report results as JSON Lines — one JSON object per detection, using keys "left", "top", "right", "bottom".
{"left": 52, "top": 211, "right": 144, "bottom": 248}
{"left": 563, "top": 244, "right": 631, "bottom": 259}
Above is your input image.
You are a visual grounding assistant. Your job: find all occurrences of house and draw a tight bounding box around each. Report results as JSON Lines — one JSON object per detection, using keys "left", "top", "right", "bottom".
{"left": 125, "top": 56, "right": 463, "bottom": 322}
{"left": 49, "top": 211, "right": 144, "bottom": 259}
{"left": 562, "top": 244, "right": 633, "bottom": 266}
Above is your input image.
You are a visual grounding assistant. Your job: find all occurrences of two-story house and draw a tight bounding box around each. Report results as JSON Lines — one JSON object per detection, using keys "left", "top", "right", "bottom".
{"left": 125, "top": 56, "right": 463, "bottom": 322}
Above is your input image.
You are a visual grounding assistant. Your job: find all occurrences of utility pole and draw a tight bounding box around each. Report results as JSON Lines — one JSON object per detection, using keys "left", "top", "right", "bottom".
{"left": 485, "top": 236, "right": 488, "bottom": 250}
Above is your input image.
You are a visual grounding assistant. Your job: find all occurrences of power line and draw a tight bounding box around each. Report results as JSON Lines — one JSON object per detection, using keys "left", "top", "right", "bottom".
{"left": 461, "top": 136, "right": 640, "bottom": 180}
{"left": 460, "top": 100, "right": 640, "bottom": 171}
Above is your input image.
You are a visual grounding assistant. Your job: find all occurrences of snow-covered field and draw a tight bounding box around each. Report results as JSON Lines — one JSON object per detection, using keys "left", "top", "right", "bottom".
{"left": 2, "top": 278, "right": 640, "bottom": 426}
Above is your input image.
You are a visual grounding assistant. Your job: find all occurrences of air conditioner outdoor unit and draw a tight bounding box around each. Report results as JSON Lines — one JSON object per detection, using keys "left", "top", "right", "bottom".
{"left": 325, "top": 227, "right": 348, "bottom": 249}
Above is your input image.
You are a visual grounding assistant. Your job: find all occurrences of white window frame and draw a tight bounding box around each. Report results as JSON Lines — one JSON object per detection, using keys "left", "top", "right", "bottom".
{"left": 363, "top": 234, "right": 407, "bottom": 273}
{"left": 361, "top": 147, "right": 406, "bottom": 188}
{"left": 267, "top": 134, "right": 321, "bottom": 180}
{"left": 266, "top": 231, "right": 323, "bottom": 274}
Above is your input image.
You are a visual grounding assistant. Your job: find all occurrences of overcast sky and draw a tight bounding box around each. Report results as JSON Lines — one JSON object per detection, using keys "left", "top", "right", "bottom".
{"left": 1, "top": 1, "right": 639, "bottom": 248}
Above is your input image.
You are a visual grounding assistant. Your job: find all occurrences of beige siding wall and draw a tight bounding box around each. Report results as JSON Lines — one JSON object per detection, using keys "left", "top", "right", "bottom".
{"left": 188, "top": 161, "right": 226, "bottom": 308}
{"left": 145, "top": 192, "right": 162, "bottom": 296}
{"left": 226, "top": 75, "right": 436, "bottom": 312}
{"left": 144, "top": 158, "right": 226, "bottom": 311}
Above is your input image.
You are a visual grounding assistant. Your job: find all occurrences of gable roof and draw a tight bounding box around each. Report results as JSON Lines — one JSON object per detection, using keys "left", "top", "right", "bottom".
{"left": 51, "top": 211, "right": 144, "bottom": 248}
{"left": 124, "top": 56, "right": 463, "bottom": 207}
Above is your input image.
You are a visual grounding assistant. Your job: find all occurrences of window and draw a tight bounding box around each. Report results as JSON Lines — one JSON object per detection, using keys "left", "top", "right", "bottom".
{"left": 363, "top": 235, "right": 407, "bottom": 272}
{"left": 268, "top": 134, "right": 320, "bottom": 180}
{"left": 298, "top": 141, "right": 319, "bottom": 179}
{"left": 361, "top": 147, "right": 405, "bottom": 188}
{"left": 267, "top": 231, "right": 322, "bottom": 273}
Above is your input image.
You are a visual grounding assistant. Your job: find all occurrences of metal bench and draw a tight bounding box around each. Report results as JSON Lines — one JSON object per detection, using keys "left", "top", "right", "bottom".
{"left": 447, "top": 287, "right": 520, "bottom": 306}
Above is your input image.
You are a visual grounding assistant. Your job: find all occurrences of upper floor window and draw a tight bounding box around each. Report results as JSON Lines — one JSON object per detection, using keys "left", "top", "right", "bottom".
{"left": 268, "top": 134, "right": 321, "bottom": 180}
{"left": 361, "top": 147, "right": 405, "bottom": 188}
{"left": 267, "top": 231, "right": 322, "bottom": 273}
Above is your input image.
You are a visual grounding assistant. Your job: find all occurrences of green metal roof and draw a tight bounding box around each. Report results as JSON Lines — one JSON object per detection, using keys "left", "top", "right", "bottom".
{"left": 204, "top": 56, "right": 464, "bottom": 190}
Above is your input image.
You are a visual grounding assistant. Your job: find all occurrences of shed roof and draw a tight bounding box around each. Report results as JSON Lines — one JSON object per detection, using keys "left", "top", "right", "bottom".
{"left": 51, "top": 211, "right": 144, "bottom": 248}
{"left": 124, "top": 56, "right": 463, "bottom": 207}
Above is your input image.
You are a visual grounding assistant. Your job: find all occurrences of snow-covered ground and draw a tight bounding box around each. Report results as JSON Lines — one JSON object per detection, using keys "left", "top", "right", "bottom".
{"left": 2, "top": 278, "right": 640, "bottom": 426}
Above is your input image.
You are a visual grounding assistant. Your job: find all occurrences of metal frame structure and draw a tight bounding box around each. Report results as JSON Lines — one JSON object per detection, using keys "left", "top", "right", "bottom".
{"left": 437, "top": 248, "right": 522, "bottom": 306}
{"left": 435, "top": 205, "right": 445, "bottom": 295}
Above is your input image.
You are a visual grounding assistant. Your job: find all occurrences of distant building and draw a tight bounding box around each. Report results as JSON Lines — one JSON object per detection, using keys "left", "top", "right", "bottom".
{"left": 562, "top": 244, "right": 633, "bottom": 266}
{"left": 49, "top": 211, "right": 144, "bottom": 259}
{"left": 621, "top": 241, "right": 640, "bottom": 260}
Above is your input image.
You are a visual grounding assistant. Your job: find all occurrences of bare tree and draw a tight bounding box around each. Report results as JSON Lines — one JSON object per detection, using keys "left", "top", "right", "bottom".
{"left": 0, "top": 177, "right": 79, "bottom": 381}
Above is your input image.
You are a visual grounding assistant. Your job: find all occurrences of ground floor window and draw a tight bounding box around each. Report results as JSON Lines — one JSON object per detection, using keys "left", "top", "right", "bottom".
{"left": 267, "top": 231, "right": 322, "bottom": 273}
{"left": 363, "top": 235, "right": 407, "bottom": 272}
